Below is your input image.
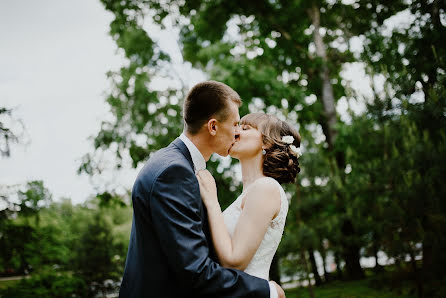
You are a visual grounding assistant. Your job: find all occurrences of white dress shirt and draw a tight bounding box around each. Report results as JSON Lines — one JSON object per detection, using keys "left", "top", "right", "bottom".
{"left": 178, "top": 133, "right": 278, "bottom": 298}
{"left": 179, "top": 133, "right": 206, "bottom": 173}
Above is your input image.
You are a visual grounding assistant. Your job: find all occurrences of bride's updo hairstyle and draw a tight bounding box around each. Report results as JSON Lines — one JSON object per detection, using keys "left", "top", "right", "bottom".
{"left": 240, "top": 113, "right": 301, "bottom": 184}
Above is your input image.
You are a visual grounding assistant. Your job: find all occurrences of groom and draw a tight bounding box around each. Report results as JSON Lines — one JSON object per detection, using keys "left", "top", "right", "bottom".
{"left": 119, "top": 81, "right": 285, "bottom": 297}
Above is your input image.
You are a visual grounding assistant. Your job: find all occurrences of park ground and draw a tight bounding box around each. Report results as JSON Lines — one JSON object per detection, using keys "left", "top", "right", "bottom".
{"left": 0, "top": 266, "right": 427, "bottom": 297}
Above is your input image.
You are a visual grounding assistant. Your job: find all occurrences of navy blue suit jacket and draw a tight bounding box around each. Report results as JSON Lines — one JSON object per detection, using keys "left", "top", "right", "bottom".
{"left": 119, "top": 138, "right": 270, "bottom": 297}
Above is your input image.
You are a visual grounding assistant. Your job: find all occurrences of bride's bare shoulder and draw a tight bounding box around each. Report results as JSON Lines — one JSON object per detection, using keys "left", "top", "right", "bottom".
{"left": 252, "top": 177, "right": 281, "bottom": 194}
{"left": 242, "top": 177, "right": 281, "bottom": 212}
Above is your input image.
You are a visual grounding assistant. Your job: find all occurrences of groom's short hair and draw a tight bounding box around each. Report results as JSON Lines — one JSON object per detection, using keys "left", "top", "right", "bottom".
{"left": 183, "top": 80, "right": 242, "bottom": 134}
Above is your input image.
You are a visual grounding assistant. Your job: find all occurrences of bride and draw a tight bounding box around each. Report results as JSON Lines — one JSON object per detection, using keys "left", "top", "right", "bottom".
{"left": 197, "top": 112, "right": 301, "bottom": 280}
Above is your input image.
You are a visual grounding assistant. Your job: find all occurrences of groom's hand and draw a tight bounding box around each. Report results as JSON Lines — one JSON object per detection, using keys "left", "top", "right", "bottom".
{"left": 271, "top": 281, "right": 285, "bottom": 298}
{"left": 196, "top": 170, "right": 219, "bottom": 208}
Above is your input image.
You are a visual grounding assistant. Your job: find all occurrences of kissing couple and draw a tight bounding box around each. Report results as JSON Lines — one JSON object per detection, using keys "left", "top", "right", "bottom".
{"left": 119, "top": 81, "right": 301, "bottom": 298}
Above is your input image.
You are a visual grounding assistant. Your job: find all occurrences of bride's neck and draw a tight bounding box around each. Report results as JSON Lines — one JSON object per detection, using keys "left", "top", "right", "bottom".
{"left": 240, "top": 154, "right": 265, "bottom": 192}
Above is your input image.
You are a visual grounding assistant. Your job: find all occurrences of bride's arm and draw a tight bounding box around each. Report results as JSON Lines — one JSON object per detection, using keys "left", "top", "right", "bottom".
{"left": 196, "top": 170, "right": 280, "bottom": 271}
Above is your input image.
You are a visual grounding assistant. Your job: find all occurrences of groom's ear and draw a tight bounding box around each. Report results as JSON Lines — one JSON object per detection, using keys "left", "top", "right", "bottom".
{"left": 207, "top": 119, "right": 218, "bottom": 136}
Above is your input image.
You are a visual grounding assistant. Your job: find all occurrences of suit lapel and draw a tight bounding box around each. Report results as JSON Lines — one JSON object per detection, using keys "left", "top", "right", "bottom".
{"left": 170, "top": 137, "right": 219, "bottom": 263}
{"left": 171, "top": 138, "right": 194, "bottom": 171}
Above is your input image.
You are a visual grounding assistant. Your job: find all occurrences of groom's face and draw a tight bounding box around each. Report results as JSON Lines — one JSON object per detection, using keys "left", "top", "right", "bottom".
{"left": 214, "top": 101, "right": 240, "bottom": 157}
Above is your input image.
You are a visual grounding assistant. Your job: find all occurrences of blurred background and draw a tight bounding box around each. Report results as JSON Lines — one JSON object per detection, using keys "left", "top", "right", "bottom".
{"left": 1, "top": 0, "right": 445, "bottom": 297}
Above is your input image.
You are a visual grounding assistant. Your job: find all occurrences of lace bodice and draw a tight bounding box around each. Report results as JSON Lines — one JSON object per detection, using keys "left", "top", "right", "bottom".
{"left": 222, "top": 177, "right": 289, "bottom": 280}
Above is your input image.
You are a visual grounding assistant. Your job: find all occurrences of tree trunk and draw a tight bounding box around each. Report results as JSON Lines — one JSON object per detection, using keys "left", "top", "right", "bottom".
{"left": 308, "top": 4, "right": 338, "bottom": 149}
{"left": 301, "top": 250, "right": 315, "bottom": 298}
{"left": 269, "top": 253, "right": 281, "bottom": 286}
{"left": 341, "top": 219, "right": 365, "bottom": 280}
{"left": 308, "top": 248, "right": 322, "bottom": 286}
{"left": 422, "top": 236, "right": 433, "bottom": 281}
{"left": 295, "top": 183, "right": 314, "bottom": 297}
{"left": 372, "top": 233, "right": 383, "bottom": 272}
{"left": 409, "top": 243, "right": 423, "bottom": 298}
{"left": 319, "top": 244, "right": 329, "bottom": 282}
{"left": 308, "top": 3, "right": 364, "bottom": 280}
{"left": 342, "top": 244, "right": 364, "bottom": 280}
{"left": 334, "top": 251, "right": 343, "bottom": 280}
{"left": 373, "top": 247, "right": 381, "bottom": 271}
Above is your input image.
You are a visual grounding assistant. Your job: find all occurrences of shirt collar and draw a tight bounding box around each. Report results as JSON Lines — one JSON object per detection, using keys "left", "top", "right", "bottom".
{"left": 179, "top": 133, "right": 206, "bottom": 173}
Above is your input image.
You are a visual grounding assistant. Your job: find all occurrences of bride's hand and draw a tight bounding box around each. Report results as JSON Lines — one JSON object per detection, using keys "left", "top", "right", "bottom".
{"left": 196, "top": 170, "right": 219, "bottom": 208}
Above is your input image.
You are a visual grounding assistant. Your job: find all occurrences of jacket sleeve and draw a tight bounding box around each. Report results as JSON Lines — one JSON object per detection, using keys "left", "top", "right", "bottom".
{"left": 149, "top": 163, "right": 270, "bottom": 297}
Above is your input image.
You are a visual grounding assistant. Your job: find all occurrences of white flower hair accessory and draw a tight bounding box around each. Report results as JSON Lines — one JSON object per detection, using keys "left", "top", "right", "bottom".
{"left": 281, "top": 135, "right": 302, "bottom": 158}
{"left": 281, "top": 135, "right": 294, "bottom": 144}
{"left": 289, "top": 145, "right": 302, "bottom": 158}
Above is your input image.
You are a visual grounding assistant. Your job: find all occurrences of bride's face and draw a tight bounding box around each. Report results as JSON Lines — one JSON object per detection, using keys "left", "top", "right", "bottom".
{"left": 229, "top": 123, "right": 263, "bottom": 159}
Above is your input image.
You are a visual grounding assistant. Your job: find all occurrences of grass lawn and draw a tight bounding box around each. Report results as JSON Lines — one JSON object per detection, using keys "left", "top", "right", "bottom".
{"left": 0, "top": 279, "right": 20, "bottom": 290}
{"left": 284, "top": 277, "right": 416, "bottom": 298}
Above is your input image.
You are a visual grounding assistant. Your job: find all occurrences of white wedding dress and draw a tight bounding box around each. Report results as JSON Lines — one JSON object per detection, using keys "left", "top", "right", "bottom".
{"left": 222, "top": 177, "right": 289, "bottom": 280}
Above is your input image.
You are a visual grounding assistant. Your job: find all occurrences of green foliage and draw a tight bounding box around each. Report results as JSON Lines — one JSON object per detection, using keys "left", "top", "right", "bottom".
{"left": 0, "top": 223, "right": 35, "bottom": 274}
{"left": 0, "top": 269, "right": 87, "bottom": 298}
{"left": 0, "top": 181, "right": 53, "bottom": 274}
{"left": 17, "top": 180, "right": 52, "bottom": 226}
{"left": 0, "top": 183, "right": 132, "bottom": 296}
{"left": 73, "top": 212, "right": 123, "bottom": 296}
{"left": 0, "top": 279, "right": 19, "bottom": 289}
{"left": 285, "top": 278, "right": 414, "bottom": 298}
{"left": 76, "top": 0, "right": 446, "bottom": 293}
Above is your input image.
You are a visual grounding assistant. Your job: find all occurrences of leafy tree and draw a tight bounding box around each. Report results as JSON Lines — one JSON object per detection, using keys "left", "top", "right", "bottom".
{"left": 17, "top": 181, "right": 52, "bottom": 226}
{"left": 356, "top": 1, "right": 446, "bottom": 288}
{"left": 88, "top": 0, "right": 364, "bottom": 279}
{"left": 0, "top": 181, "right": 52, "bottom": 274}
{"left": 0, "top": 107, "right": 27, "bottom": 157}
{"left": 0, "top": 223, "right": 35, "bottom": 274}
{"left": 80, "top": 0, "right": 446, "bottom": 293}
{"left": 74, "top": 212, "right": 122, "bottom": 296}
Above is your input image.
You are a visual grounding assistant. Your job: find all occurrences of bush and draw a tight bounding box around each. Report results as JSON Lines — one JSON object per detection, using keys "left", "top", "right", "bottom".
{"left": 0, "top": 270, "right": 86, "bottom": 297}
